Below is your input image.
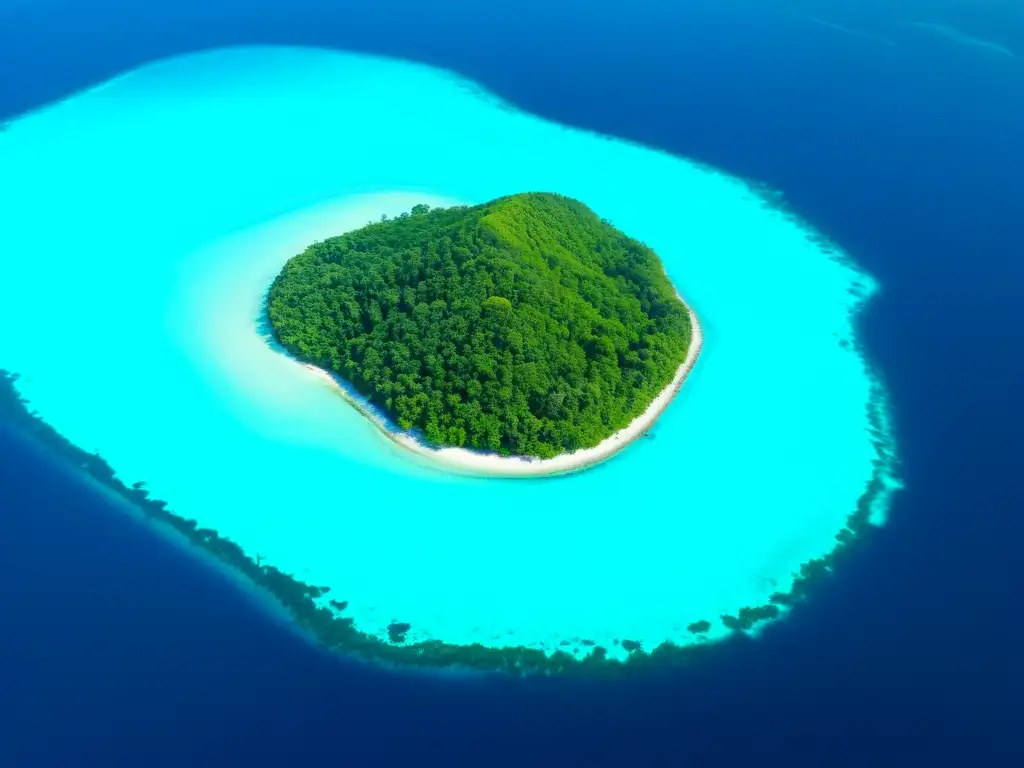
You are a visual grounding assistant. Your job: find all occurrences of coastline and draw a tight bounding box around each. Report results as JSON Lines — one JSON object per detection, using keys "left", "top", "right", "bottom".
{"left": 0, "top": 44, "right": 907, "bottom": 675}
{"left": 296, "top": 304, "right": 703, "bottom": 478}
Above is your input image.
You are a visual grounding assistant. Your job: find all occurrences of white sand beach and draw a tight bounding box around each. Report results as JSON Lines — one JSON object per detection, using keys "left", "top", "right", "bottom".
{"left": 299, "top": 305, "right": 703, "bottom": 478}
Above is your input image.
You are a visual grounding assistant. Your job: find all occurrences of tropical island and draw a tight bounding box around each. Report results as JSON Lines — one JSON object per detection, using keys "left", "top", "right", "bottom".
{"left": 266, "top": 192, "right": 701, "bottom": 474}
{"left": 0, "top": 48, "right": 903, "bottom": 677}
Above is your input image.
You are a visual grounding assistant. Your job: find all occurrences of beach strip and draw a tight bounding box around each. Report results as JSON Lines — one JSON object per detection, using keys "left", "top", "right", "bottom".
{"left": 300, "top": 307, "right": 703, "bottom": 478}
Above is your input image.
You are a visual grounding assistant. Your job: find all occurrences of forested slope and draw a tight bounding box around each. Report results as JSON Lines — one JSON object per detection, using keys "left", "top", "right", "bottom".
{"left": 267, "top": 193, "right": 691, "bottom": 458}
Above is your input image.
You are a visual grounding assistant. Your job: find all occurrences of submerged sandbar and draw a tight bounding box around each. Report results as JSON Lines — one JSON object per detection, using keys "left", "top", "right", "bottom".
{"left": 0, "top": 46, "right": 901, "bottom": 672}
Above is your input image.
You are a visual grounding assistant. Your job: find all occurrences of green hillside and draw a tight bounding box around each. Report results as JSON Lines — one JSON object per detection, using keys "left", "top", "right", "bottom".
{"left": 267, "top": 192, "right": 692, "bottom": 458}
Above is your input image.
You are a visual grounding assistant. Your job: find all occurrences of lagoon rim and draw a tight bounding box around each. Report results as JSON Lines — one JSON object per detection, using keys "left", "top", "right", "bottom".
{"left": 0, "top": 45, "right": 900, "bottom": 670}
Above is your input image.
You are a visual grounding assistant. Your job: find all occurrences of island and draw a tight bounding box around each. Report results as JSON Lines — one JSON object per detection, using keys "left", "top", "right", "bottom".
{"left": 266, "top": 192, "right": 702, "bottom": 475}
{"left": 0, "top": 48, "right": 903, "bottom": 677}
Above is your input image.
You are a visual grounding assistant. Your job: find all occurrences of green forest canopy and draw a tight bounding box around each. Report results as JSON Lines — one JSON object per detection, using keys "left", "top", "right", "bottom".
{"left": 267, "top": 192, "right": 692, "bottom": 459}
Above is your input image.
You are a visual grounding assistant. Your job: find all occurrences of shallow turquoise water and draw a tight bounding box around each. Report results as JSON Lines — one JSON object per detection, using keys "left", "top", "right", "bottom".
{"left": 0, "top": 46, "right": 898, "bottom": 658}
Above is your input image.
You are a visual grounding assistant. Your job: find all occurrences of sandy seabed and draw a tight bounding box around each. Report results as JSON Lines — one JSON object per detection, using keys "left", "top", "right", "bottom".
{"left": 0, "top": 46, "right": 899, "bottom": 660}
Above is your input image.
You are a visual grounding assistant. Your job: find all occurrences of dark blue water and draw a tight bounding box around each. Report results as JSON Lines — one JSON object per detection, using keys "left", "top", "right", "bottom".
{"left": 2, "top": 1, "right": 1022, "bottom": 764}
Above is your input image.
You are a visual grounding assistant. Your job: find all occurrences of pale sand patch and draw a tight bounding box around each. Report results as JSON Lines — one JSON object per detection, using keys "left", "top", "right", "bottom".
{"left": 296, "top": 302, "right": 703, "bottom": 478}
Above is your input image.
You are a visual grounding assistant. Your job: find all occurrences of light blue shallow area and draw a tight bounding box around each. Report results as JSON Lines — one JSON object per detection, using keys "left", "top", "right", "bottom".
{"left": 0, "top": 46, "right": 898, "bottom": 657}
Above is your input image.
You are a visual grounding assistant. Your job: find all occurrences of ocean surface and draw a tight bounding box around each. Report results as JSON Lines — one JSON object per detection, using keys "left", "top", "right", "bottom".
{"left": 0, "top": 45, "right": 897, "bottom": 656}
{"left": 1, "top": 0, "right": 1022, "bottom": 765}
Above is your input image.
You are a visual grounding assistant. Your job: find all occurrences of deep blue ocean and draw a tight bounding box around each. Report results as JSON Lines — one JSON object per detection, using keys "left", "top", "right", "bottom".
{"left": 1, "top": 0, "right": 1022, "bottom": 764}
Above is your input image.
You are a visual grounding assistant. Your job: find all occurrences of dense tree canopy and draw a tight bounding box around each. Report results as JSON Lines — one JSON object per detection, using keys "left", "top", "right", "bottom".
{"left": 267, "top": 193, "right": 692, "bottom": 458}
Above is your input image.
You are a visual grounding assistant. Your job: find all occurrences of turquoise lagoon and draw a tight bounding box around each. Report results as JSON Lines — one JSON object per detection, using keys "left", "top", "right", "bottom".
{"left": 0, "top": 47, "right": 899, "bottom": 665}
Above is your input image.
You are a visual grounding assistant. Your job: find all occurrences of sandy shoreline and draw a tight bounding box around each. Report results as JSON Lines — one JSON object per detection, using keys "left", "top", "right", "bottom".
{"left": 299, "top": 305, "right": 703, "bottom": 478}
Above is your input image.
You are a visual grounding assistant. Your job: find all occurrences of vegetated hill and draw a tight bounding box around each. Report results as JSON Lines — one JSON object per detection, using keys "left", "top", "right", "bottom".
{"left": 267, "top": 192, "right": 691, "bottom": 458}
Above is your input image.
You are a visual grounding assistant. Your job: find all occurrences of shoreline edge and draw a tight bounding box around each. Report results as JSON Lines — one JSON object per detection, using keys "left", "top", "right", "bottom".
{"left": 291, "top": 299, "right": 703, "bottom": 479}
